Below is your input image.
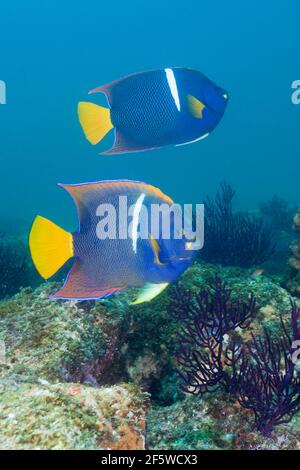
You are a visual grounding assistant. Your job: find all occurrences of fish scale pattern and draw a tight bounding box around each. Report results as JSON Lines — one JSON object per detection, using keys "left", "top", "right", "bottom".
{"left": 111, "top": 70, "right": 182, "bottom": 147}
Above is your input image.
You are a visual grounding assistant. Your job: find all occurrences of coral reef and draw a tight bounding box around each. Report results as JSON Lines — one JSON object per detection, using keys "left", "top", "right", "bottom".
{"left": 0, "top": 261, "right": 300, "bottom": 449}
{"left": 147, "top": 393, "right": 300, "bottom": 450}
{"left": 286, "top": 209, "right": 300, "bottom": 296}
{"left": 237, "top": 304, "right": 300, "bottom": 436}
{"left": 0, "top": 285, "right": 149, "bottom": 450}
{"left": 199, "top": 182, "right": 276, "bottom": 268}
{"left": 289, "top": 241, "right": 300, "bottom": 271}
{"left": 0, "top": 381, "right": 147, "bottom": 450}
{"left": 293, "top": 210, "right": 300, "bottom": 233}
{"left": 169, "top": 278, "right": 300, "bottom": 436}
{"left": 0, "top": 283, "right": 127, "bottom": 385}
{"left": 169, "top": 278, "right": 257, "bottom": 395}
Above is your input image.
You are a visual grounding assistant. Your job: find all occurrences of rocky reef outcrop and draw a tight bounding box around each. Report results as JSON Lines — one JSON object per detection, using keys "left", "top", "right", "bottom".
{"left": 0, "top": 262, "right": 300, "bottom": 449}
{"left": 286, "top": 209, "right": 300, "bottom": 296}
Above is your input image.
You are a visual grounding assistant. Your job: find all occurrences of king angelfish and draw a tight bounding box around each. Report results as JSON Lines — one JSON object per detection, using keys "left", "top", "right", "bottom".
{"left": 29, "top": 180, "right": 198, "bottom": 304}
{"left": 78, "top": 67, "right": 229, "bottom": 155}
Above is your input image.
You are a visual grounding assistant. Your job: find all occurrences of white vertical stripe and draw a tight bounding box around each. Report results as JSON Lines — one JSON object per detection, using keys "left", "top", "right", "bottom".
{"left": 165, "top": 68, "right": 180, "bottom": 111}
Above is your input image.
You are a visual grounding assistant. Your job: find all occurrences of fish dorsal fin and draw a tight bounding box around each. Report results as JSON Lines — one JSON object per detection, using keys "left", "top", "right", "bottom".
{"left": 88, "top": 70, "right": 154, "bottom": 104}
{"left": 59, "top": 181, "right": 173, "bottom": 232}
{"left": 186, "top": 94, "right": 205, "bottom": 119}
{"left": 131, "top": 282, "right": 169, "bottom": 305}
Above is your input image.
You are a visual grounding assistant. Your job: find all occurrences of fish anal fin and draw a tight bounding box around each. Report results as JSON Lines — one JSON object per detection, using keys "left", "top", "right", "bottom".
{"left": 101, "top": 130, "right": 161, "bottom": 155}
{"left": 50, "top": 260, "right": 123, "bottom": 300}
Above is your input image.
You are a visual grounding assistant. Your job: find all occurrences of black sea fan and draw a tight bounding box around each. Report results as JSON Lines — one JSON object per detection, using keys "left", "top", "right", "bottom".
{"left": 170, "top": 278, "right": 300, "bottom": 436}
{"left": 236, "top": 303, "right": 300, "bottom": 436}
{"left": 200, "top": 182, "right": 276, "bottom": 268}
{"left": 169, "top": 278, "right": 257, "bottom": 395}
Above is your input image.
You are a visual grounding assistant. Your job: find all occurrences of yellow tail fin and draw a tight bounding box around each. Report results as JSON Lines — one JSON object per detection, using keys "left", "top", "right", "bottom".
{"left": 29, "top": 216, "right": 74, "bottom": 279}
{"left": 78, "top": 101, "right": 113, "bottom": 145}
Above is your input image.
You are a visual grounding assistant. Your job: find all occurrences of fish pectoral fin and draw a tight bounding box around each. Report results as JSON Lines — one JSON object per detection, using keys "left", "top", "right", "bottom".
{"left": 131, "top": 282, "right": 169, "bottom": 305}
{"left": 78, "top": 102, "right": 113, "bottom": 145}
{"left": 186, "top": 94, "right": 205, "bottom": 119}
{"left": 148, "top": 233, "right": 166, "bottom": 266}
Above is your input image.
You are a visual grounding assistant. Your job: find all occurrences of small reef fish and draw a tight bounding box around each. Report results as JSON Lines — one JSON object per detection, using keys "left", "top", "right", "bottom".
{"left": 78, "top": 67, "right": 229, "bottom": 154}
{"left": 29, "top": 180, "right": 197, "bottom": 303}
{"left": 250, "top": 269, "right": 264, "bottom": 279}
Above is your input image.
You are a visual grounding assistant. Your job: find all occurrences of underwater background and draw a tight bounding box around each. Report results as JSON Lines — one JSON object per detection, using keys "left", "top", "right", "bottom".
{"left": 1, "top": 1, "right": 300, "bottom": 227}
{"left": 1, "top": 0, "right": 300, "bottom": 451}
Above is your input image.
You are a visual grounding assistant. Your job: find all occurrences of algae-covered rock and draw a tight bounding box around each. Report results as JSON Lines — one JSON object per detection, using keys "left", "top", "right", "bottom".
{"left": 1, "top": 263, "right": 294, "bottom": 394}
{"left": 123, "top": 290, "right": 178, "bottom": 393}
{"left": 0, "top": 381, "right": 148, "bottom": 450}
{"left": 286, "top": 272, "right": 300, "bottom": 297}
{"left": 0, "top": 261, "right": 300, "bottom": 450}
{"left": 285, "top": 208, "right": 300, "bottom": 297}
{"left": 0, "top": 280, "right": 178, "bottom": 393}
{"left": 147, "top": 394, "right": 300, "bottom": 450}
{"left": 1, "top": 263, "right": 296, "bottom": 392}
{"left": 0, "top": 283, "right": 129, "bottom": 385}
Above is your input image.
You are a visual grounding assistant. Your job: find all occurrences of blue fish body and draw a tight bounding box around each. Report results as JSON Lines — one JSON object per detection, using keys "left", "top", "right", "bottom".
{"left": 78, "top": 68, "right": 228, "bottom": 154}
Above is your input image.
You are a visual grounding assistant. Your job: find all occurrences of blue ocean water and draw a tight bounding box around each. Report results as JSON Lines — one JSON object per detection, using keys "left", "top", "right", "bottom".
{"left": 0, "top": 0, "right": 299, "bottom": 232}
